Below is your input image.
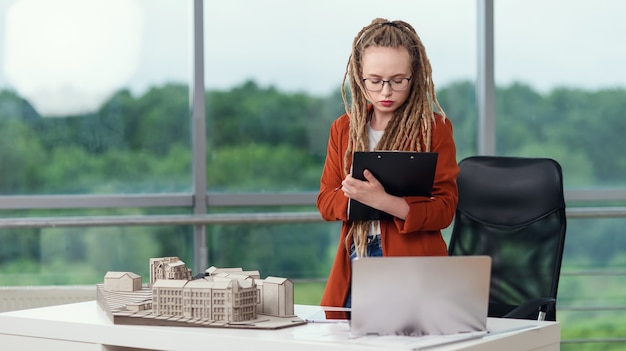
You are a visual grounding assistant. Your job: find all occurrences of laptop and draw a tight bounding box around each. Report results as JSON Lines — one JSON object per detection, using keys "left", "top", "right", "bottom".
{"left": 350, "top": 255, "right": 491, "bottom": 337}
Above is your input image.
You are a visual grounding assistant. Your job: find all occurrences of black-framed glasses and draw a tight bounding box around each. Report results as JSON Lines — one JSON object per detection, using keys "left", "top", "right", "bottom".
{"left": 362, "top": 77, "right": 412, "bottom": 92}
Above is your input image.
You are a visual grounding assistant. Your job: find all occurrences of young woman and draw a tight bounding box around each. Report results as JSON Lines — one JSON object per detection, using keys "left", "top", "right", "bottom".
{"left": 316, "top": 18, "right": 459, "bottom": 308}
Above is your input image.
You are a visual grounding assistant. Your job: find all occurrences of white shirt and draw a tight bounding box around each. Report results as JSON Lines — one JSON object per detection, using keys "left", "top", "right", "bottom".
{"left": 368, "top": 123, "right": 384, "bottom": 237}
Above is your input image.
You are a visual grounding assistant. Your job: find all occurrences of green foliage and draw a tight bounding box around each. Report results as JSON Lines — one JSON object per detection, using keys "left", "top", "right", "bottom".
{"left": 208, "top": 81, "right": 315, "bottom": 149}
{"left": 294, "top": 281, "right": 325, "bottom": 305}
{"left": 0, "top": 230, "right": 41, "bottom": 267}
{"left": 1, "top": 80, "right": 626, "bottom": 347}
{"left": 207, "top": 143, "right": 320, "bottom": 191}
{"left": 437, "top": 80, "right": 477, "bottom": 159}
{"left": 2, "top": 79, "right": 626, "bottom": 278}
{"left": 0, "top": 120, "right": 47, "bottom": 193}
{"left": 561, "top": 308, "right": 626, "bottom": 350}
{"left": 207, "top": 221, "right": 335, "bottom": 279}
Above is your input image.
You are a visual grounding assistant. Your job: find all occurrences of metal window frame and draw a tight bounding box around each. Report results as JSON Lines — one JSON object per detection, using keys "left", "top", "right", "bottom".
{"left": 191, "top": 0, "right": 208, "bottom": 274}
{"left": 477, "top": 0, "right": 496, "bottom": 155}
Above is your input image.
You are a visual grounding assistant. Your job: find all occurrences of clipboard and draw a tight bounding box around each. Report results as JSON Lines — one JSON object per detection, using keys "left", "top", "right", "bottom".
{"left": 348, "top": 151, "right": 438, "bottom": 221}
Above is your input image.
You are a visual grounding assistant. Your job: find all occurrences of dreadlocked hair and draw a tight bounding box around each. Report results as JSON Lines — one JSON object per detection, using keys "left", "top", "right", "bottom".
{"left": 341, "top": 18, "right": 447, "bottom": 258}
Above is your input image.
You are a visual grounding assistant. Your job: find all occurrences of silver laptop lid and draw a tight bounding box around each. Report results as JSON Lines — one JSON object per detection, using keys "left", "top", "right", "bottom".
{"left": 350, "top": 255, "right": 491, "bottom": 337}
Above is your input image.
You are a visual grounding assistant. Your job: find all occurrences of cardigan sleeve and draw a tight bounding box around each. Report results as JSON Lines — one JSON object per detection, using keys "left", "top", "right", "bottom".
{"left": 316, "top": 115, "right": 350, "bottom": 221}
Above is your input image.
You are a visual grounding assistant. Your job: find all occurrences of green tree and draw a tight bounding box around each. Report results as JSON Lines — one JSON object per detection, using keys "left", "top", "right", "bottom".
{"left": 207, "top": 143, "right": 320, "bottom": 192}
{"left": 437, "top": 80, "right": 477, "bottom": 158}
{"left": 207, "top": 80, "right": 321, "bottom": 149}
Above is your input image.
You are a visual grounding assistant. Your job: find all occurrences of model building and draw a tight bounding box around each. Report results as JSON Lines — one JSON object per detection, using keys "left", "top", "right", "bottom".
{"left": 149, "top": 257, "right": 192, "bottom": 285}
{"left": 97, "top": 257, "right": 303, "bottom": 330}
{"left": 104, "top": 271, "right": 142, "bottom": 292}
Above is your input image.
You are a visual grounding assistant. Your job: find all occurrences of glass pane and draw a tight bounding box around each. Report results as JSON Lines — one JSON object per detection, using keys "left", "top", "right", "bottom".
{"left": 0, "top": 0, "right": 192, "bottom": 195}
{"left": 207, "top": 220, "right": 340, "bottom": 281}
{"left": 494, "top": 1, "right": 626, "bottom": 188}
{"left": 0, "top": 224, "right": 194, "bottom": 286}
{"left": 558, "top": 217, "right": 626, "bottom": 344}
{"left": 204, "top": 0, "right": 476, "bottom": 192}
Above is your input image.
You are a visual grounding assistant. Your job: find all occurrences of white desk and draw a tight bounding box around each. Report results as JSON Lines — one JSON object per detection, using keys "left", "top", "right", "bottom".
{"left": 0, "top": 301, "right": 560, "bottom": 351}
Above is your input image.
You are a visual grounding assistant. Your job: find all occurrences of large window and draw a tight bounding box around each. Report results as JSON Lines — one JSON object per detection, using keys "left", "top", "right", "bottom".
{"left": 0, "top": 0, "right": 192, "bottom": 195}
{"left": 200, "top": 1, "right": 476, "bottom": 278}
{"left": 1, "top": 1, "right": 624, "bottom": 347}
{"left": 0, "top": 0, "right": 195, "bottom": 283}
{"left": 203, "top": 0, "right": 476, "bottom": 192}
{"left": 494, "top": 0, "right": 626, "bottom": 189}
{"left": 0, "top": 0, "right": 475, "bottom": 283}
{"left": 495, "top": 1, "right": 626, "bottom": 348}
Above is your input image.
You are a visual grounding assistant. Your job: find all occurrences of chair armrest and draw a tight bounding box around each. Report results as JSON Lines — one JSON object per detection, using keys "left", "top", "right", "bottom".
{"left": 502, "top": 297, "right": 556, "bottom": 320}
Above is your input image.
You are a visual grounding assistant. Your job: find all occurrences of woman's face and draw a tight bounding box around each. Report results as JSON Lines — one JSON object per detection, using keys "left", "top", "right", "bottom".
{"left": 361, "top": 46, "right": 412, "bottom": 118}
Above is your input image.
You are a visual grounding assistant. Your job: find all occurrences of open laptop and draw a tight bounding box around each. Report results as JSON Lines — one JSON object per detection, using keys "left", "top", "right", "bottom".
{"left": 350, "top": 255, "right": 491, "bottom": 337}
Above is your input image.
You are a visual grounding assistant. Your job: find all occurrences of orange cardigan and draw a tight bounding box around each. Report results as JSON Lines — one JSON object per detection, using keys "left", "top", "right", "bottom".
{"left": 316, "top": 112, "right": 459, "bottom": 307}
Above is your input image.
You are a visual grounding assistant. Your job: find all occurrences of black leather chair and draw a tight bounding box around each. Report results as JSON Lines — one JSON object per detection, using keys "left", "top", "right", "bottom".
{"left": 448, "top": 156, "right": 567, "bottom": 321}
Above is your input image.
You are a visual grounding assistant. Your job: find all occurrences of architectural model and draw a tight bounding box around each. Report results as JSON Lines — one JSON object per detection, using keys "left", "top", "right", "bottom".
{"left": 97, "top": 257, "right": 305, "bottom": 329}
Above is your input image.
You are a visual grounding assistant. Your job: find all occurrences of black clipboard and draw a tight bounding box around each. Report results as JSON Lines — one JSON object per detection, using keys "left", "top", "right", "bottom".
{"left": 348, "top": 151, "right": 438, "bottom": 221}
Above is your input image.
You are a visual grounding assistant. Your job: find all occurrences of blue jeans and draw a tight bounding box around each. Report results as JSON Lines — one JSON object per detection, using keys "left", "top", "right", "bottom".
{"left": 344, "top": 235, "right": 382, "bottom": 308}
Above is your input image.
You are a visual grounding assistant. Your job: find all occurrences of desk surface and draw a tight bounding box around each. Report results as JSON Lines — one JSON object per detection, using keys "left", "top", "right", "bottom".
{"left": 0, "top": 301, "right": 560, "bottom": 351}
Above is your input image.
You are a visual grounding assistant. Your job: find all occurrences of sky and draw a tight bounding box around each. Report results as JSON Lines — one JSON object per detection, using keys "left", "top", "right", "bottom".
{"left": 0, "top": 0, "right": 625, "bottom": 116}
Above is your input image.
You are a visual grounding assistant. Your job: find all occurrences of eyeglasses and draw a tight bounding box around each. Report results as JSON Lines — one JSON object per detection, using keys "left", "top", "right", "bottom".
{"left": 362, "top": 77, "right": 412, "bottom": 92}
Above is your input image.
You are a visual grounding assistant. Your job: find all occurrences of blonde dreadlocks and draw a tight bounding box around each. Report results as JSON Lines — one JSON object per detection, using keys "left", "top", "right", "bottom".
{"left": 342, "top": 18, "right": 446, "bottom": 258}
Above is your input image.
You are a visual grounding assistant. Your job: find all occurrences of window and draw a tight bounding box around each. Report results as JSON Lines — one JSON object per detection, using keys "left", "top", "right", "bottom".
{"left": 494, "top": 0, "right": 626, "bottom": 188}
{"left": 203, "top": 0, "right": 476, "bottom": 192}
{"left": 200, "top": 0, "right": 475, "bottom": 278}
{"left": 495, "top": 0, "right": 626, "bottom": 345}
{"left": 0, "top": 0, "right": 192, "bottom": 195}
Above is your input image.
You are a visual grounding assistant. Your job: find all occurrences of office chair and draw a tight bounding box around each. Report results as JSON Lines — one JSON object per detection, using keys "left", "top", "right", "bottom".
{"left": 448, "top": 156, "right": 567, "bottom": 321}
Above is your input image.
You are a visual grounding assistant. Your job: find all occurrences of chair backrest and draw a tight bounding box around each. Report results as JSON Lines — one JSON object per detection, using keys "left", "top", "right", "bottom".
{"left": 448, "top": 156, "right": 567, "bottom": 321}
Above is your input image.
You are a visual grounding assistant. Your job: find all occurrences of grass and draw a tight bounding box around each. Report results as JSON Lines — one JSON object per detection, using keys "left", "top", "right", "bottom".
{"left": 294, "top": 281, "right": 325, "bottom": 305}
